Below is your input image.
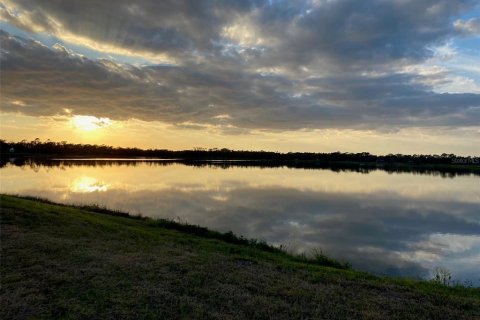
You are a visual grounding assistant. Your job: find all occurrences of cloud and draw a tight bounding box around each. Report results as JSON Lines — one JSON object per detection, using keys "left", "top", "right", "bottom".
{"left": 0, "top": 0, "right": 266, "bottom": 61}
{"left": 2, "top": 0, "right": 477, "bottom": 69}
{"left": 1, "top": 1, "right": 479, "bottom": 132}
{"left": 13, "top": 171, "right": 480, "bottom": 279}
{"left": 455, "top": 17, "right": 480, "bottom": 36}
{"left": 229, "top": 0, "right": 477, "bottom": 71}
{"left": 1, "top": 30, "right": 480, "bottom": 131}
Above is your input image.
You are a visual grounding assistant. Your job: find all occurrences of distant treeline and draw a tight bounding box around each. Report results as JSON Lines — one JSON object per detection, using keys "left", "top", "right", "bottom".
{"left": 1, "top": 138, "right": 479, "bottom": 166}
{"left": 1, "top": 157, "right": 478, "bottom": 178}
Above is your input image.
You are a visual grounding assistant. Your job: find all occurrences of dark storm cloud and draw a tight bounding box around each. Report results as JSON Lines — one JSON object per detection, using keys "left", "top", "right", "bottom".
{"left": 1, "top": 0, "right": 479, "bottom": 130}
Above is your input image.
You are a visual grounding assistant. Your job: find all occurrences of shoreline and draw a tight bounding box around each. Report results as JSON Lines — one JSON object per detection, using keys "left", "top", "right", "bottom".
{"left": 2, "top": 154, "right": 480, "bottom": 176}
{"left": 1, "top": 194, "right": 479, "bottom": 319}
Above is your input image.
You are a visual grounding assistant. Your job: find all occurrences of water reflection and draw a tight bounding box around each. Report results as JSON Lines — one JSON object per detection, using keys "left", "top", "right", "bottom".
{"left": 1, "top": 159, "right": 479, "bottom": 285}
{"left": 70, "top": 176, "right": 110, "bottom": 193}
{"left": 1, "top": 157, "right": 479, "bottom": 178}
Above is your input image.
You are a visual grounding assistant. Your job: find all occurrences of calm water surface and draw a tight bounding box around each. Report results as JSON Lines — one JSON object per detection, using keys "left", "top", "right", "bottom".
{"left": 1, "top": 159, "right": 479, "bottom": 285}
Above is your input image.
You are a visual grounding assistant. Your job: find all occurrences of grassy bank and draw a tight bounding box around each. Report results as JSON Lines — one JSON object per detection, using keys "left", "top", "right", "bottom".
{"left": 1, "top": 195, "right": 479, "bottom": 319}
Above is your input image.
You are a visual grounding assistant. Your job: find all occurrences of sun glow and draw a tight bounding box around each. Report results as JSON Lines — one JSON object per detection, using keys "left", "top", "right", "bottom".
{"left": 72, "top": 115, "right": 111, "bottom": 132}
{"left": 70, "top": 176, "right": 110, "bottom": 193}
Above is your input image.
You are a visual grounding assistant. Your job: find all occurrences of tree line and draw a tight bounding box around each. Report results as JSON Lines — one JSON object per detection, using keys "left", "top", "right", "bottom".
{"left": 1, "top": 138, "right": 478, "bottom": 165}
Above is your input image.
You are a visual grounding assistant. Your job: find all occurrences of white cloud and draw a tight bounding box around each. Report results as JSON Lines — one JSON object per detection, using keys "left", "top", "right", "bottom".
{"left": 454, "top": 17, "right": 480, "bottom": 36}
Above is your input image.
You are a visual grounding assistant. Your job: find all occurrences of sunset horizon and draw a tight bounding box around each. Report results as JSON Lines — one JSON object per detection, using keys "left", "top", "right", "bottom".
{"left": 1, "top": 0, "right": 479, "bottom": 155}
{"left": 1, "top": 1, "right": 480, "bottom": 317}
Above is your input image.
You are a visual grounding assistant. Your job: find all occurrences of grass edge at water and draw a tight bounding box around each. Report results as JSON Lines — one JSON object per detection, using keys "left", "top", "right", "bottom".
{"left": 2, "top": 193, "right": 479, "bottom": 319}
{"left": 1, "top": 193, "right": 478, "bottom": 295}
{"left": 1, "top": 194, "right": 352, "bottom": 269}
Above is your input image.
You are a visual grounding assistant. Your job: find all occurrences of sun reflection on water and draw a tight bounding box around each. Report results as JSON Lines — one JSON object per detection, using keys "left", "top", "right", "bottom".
{"left": 70, "top": 176, "right": 110, "bottom": 193}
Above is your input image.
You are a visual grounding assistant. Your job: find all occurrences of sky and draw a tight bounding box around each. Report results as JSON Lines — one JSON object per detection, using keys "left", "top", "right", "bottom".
{"left": 1, "top": 0, "right": 479, "bottom": 155}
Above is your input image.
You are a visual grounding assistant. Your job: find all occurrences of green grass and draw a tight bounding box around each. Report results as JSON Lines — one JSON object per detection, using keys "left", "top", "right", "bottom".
{"left": 1, "top": 195, "right": 479, "bottom": 319}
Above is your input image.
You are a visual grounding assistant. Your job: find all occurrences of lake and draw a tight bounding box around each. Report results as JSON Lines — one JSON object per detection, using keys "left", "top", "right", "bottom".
{"left": 1, "top": 158, "right": 479, "bottom": 285}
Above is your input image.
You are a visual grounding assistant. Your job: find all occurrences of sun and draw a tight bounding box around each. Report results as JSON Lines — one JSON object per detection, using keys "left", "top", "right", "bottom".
{"left": 72, "top": 115, "right": 111, "bottom": 132}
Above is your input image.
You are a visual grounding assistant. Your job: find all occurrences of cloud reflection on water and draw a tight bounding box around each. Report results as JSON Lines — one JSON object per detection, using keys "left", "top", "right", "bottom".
{"left": 1, "top": 161, "right": 479, "bottom": 284}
